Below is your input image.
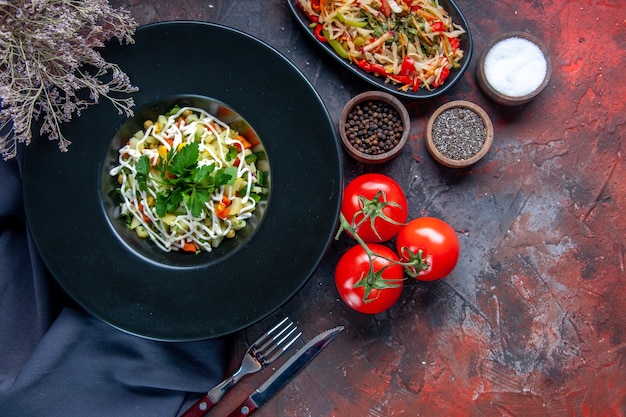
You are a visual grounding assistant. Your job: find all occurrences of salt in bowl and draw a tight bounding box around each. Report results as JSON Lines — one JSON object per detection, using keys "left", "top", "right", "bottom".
{"left": 476, "top": 32, "right": 552, "bottom": 106}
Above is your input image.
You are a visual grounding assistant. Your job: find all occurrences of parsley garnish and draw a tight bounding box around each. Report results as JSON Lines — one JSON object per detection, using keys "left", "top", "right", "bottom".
{"left": 135, "top": 155, "right": 151, "bottom": 191}
{"left": 225, "top": 146, "right": 238, "bottom": 162}
{"left": 214, "top": 166, "right": 237, "bottom": 185}
{"left": 137, "top": 141, "right": 237, "bottom": 218}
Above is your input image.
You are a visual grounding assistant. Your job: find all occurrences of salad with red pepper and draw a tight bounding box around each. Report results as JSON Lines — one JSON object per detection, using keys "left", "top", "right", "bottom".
{"left": 297, "top": 0, "right": 465, "bottom": 91}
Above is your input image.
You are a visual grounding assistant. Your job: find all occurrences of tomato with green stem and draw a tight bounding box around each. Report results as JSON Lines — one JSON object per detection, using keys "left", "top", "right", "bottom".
{"left": 340, "top": 174, "right": 408, "bottom": 243}
{"left": 334, "top": 243, "right": 404, "bottom": 314}
{"left": 396, "top": 217, "right": 460, "bottom": 281}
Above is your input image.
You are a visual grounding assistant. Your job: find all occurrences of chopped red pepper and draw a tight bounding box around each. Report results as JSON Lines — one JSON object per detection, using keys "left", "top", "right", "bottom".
{"left": 389, "top": 74, "right": 420, "bottom": 92}
{"left": 432, "top": 66, "right": 450, "bottom": 88}
{"left": 449, "top": 37, "right": 460, "bottom": 51}
{"left": 399, "top": 56, "right": 415, "bottom": 76}
{"left": 399, "top": 0, "right": 417, "bottom": 10}
{"left": 412, "top": 76, "right": 420, "bottom": 92}
{"left": 389, "top": 75, "right": 412, "bottom": 85}
{"left": 357, "top": 59, "right": 420, "bottom": 92}
{"left": 431, "top": 21, "right": 445, "bottom": 32}
{"left": 355, "top": 59, "right": 389, "bottom": 78}
{"left": 380, "top": 0, "right": 392, "bottom": 17}
{"left": 313, "top": 24, "right": 327, "bottom": 42}
{"left": 296, "top": 0, "right": 319, "bottom": 22}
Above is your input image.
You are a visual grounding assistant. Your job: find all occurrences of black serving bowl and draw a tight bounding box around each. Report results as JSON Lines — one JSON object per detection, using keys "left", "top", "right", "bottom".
{"left": 101, "top": 95, "right": 269, "bottom": 267}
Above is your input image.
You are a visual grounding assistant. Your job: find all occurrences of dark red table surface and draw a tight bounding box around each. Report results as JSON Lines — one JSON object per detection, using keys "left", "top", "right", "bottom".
{"left": 113, "top": 1, "right": 626, "bottom": 416}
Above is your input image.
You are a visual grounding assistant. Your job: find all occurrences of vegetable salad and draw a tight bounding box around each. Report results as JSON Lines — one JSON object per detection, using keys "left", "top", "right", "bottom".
{"left": 297, "top": 0, "right": 466, "bottom": 91}
{"left": 110, "top": 106, "right": 269, "bottom": 253}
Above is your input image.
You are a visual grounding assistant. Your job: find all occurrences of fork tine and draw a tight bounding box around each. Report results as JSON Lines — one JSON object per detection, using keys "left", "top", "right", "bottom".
{"left": 264, "top": 327, "right": 302, "bottom": 363}
{"left": 250, "top": 317, "right": 290, "bottom": 349}
{"left": 251, "top": 318, "right": 301, "bottom": 365}
{"left": 180, "top": 318, "right": 300, "bottom": 416}
{"left": 255, "top": 319, "right": 296, "bottom": 352}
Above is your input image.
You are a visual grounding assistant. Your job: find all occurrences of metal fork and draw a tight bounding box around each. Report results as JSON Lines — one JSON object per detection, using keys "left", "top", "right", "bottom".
{"left": 181, "top": 317, "right": 301, "bottom": 417}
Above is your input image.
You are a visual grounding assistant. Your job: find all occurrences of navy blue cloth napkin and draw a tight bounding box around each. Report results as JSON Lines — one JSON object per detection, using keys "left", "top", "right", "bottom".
{"left": 0, "top": 151, "right": 229, "bottom": 417}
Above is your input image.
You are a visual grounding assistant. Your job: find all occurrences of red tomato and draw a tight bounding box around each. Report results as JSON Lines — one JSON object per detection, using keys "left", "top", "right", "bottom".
{"left": 396, "top": 217, "right": 460, "bottom": 281}
{"left": 341, "top": 174, "right": 408, "bottom": 243}
{"left": 334, "top": 244, "right": 404, "bottom": 314}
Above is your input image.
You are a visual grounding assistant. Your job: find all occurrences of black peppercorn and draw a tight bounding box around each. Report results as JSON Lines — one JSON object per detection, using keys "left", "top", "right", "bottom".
{"left": 344, "top": 100, "right": 403, "bottom": 155}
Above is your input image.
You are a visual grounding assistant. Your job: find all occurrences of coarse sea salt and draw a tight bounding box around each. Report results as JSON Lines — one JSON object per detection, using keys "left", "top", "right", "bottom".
{"left": 484, "top": 36, "right": 547, "bottom": 97}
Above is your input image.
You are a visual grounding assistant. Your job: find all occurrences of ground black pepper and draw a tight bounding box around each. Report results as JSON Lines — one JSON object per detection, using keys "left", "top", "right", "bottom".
{"left": 431, "top": 107, "right": 486, "bottom": 160}
{"left": 344, "top": 100, "right": 404, "bottom": 155}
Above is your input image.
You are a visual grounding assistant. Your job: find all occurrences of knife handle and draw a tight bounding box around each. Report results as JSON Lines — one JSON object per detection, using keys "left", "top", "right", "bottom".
{"left": 226, "top": 397, "right": 259, "bottom": 417}
{"left": 180, "top": 393, "right": 217, "bottom": 417}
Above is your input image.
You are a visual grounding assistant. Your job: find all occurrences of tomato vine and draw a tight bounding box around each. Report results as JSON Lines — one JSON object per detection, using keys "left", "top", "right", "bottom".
{"left": 334, "top": 174, "right": 460, "bottom": 313}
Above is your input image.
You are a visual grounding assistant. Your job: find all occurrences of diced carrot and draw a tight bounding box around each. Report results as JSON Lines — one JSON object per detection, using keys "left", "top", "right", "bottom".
{"left": 218, "top": 208, "right": 231, "bottom": 220}
{"left": 235, "top": 135, "right": 252, "bottom": 150}
{"left": 137, "top": 203, "right": 151, "bottom": 223}
{"left": 182, "top": 242, "right": 198, "bottom": 253}
{"left": 215, "top": 201, "right": 231, "bottom": 219}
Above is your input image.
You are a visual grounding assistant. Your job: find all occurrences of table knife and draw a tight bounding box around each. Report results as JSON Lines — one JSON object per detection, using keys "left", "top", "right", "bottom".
{"left": 225, "top": 325, "right": 344, "bottom": 417}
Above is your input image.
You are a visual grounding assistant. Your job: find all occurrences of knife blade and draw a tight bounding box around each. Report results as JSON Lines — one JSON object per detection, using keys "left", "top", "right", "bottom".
{"left": 225, "top": 325, "right": 344, "bottom": 417}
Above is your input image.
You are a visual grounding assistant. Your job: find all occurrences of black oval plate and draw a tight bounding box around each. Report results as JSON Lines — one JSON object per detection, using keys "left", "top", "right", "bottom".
{"left": 22, "top": 22, "right": 342, "bottom": 341}
{"left": 286, "top": 0, "right": 473, "bottom": 99}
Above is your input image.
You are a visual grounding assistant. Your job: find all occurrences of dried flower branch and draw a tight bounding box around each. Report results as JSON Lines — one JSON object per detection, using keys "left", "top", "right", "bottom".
{"left": 0, "top": 0, "right": 138, "bottom": 160}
